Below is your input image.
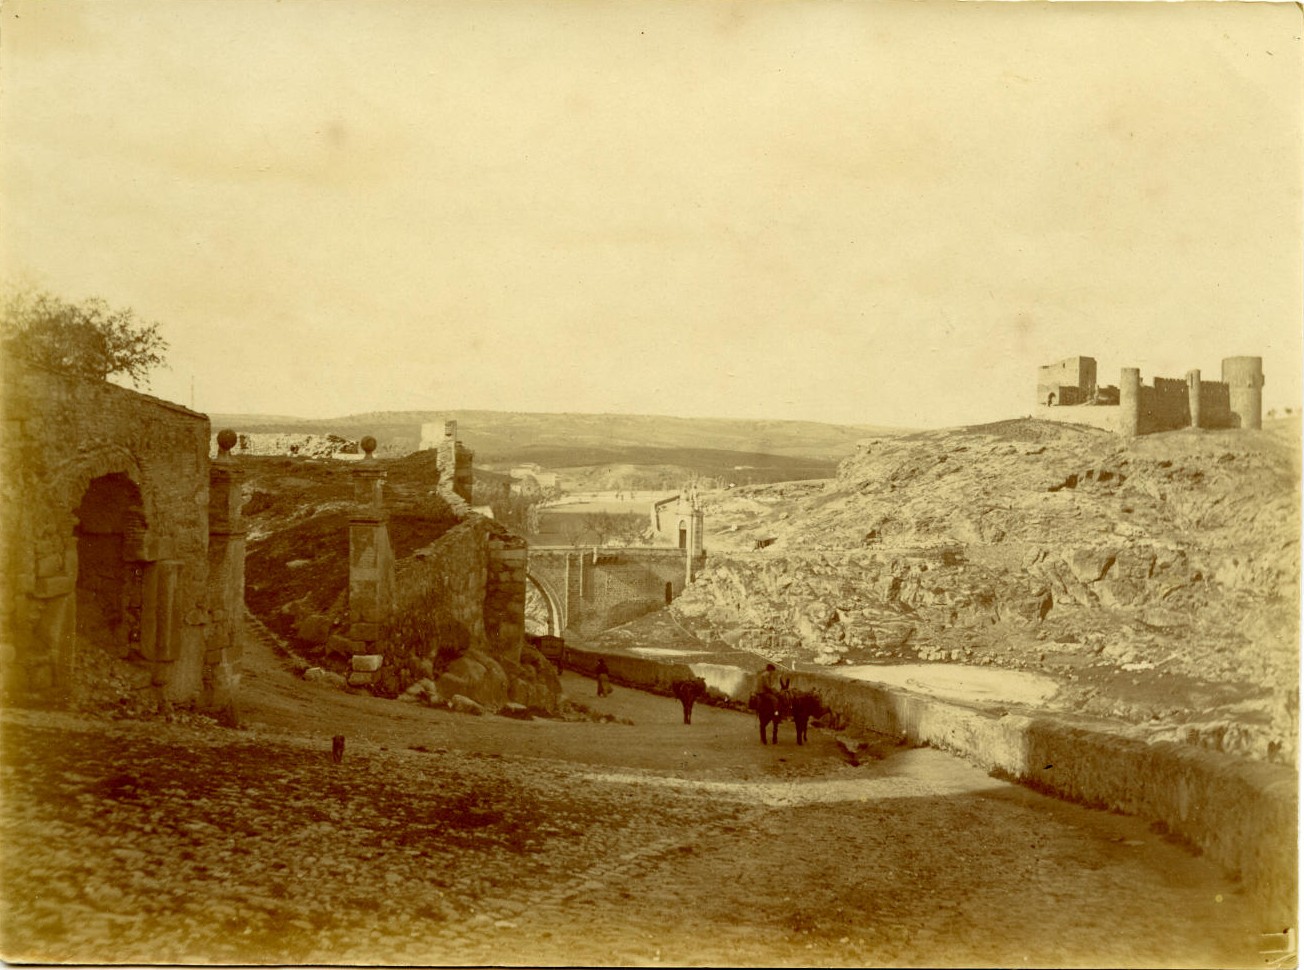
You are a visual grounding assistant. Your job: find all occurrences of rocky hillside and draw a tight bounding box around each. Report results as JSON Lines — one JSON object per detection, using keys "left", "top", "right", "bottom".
{"left": 674, "top": 418, "right": 1300, "bottom": 764}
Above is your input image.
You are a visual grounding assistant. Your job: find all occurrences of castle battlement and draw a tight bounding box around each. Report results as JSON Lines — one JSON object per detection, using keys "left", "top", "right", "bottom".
{"left": 1036, "top": 355, "right": 1263, "bottom": 435}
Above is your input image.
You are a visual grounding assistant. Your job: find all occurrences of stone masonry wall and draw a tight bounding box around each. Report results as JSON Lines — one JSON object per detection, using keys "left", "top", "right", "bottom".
{"left": 380, "top": 514, "right": 545, "bottom": 710}
{"left": 485, "top": 533, "right": 527, "bottom": 664}
{"left": 0, "top": 361, "right": 239, "bottom": 709}
{"left": 1036, "top": 356, "right": 1254, "bottom": 436}
{"left": 394, "top": 518, "right": 492, "bottom": 657}
{"left": 529, "top": 548, "right": 696, "bottom": 638}
{"left": 1137, "top": 379, "right": 1191, "bottom": 435}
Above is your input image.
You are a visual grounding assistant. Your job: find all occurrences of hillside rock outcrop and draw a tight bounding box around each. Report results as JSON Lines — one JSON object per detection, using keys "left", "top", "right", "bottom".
{"left": 683, "top": 419, "right": 1300, "bottom": 764}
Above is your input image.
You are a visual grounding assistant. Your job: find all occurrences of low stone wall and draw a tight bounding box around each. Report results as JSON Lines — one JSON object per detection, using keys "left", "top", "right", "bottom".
{"left": 787, "top": 669, "right": 1297, "bottom": 926}
{"left": 566, "top": 646, "right": 696, "bottom": 696}
{"left": 571, "top": 648, "right": 1297, "bottom": 924}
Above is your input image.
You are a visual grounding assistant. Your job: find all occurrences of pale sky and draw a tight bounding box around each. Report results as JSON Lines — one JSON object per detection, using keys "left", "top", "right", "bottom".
{"left": 2, "top": 0, "right": 1300, "bottom": 429}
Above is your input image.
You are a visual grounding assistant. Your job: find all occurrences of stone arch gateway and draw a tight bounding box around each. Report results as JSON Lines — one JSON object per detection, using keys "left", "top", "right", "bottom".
{"left": 1, "top": 361, "right": 246, "bottom": 712}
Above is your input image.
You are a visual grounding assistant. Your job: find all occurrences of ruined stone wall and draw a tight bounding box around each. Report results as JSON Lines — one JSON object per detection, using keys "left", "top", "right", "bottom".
{"left": 388, "top": 515, "right": 524, "bottom": 663}
{"left": 434, "top": 421, "right": 473, "bottom": 505}
{"left": 393, "top": 519, "right": 492, "bottom": 657}
{"left": 209, "top": 432, "right": 359, "bottom": 459}
{"left": 0, "top": 362, "right": 240, "bottom": 709}
{"left": 378, "top": 514, "right": 542, "bottom": 708}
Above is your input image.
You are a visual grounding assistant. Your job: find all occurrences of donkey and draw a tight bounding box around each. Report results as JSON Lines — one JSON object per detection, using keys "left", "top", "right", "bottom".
{"left": 749, "top": 690, "right": 791, "bottom": 745}
{"left": 671, "top": 676, "right": 709, "bottom": 724}
{"left": 789, "top": 690, "right": 825, "bottom": 745}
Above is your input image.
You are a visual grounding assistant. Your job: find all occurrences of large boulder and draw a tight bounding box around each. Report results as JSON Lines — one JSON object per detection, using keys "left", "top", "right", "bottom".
{"left": 436, "top": 671, "right": 471, "bottom": 702}
{"left": 325, "top": 635, "right": 355, "bottom": 658}
{"left": 448, "top": 694, "right": 486, "bottom": 716}
{"left": 296, "top": 613, "right": 333, "bottom": 645}
{"left": 440, "top": 650, "right": 510, "bottom": 710}
{"left": 303, "top": 667, "right": 346, "bottom": 688}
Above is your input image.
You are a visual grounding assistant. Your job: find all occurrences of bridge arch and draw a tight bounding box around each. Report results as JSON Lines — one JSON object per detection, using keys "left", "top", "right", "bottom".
{"left": 526, "top": 572, "right": 565, "bottom": 637}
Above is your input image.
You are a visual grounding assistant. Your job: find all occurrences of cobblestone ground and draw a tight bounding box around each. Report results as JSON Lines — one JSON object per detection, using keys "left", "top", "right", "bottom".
{"left": 0, "top": 645, "right": 1280, "bottom": 968}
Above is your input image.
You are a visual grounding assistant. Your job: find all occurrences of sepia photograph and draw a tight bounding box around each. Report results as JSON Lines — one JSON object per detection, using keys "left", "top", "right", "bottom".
{"left": 0, "top": 0, "right": 1299, "bottom": 966}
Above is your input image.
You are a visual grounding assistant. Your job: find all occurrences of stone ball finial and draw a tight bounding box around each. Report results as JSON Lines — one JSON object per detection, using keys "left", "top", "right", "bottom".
{"left": 361, "top": 435, "right": 377, "bottom": 458}
{"left": 216, "top": 429, "right": 237, "bottom": 456}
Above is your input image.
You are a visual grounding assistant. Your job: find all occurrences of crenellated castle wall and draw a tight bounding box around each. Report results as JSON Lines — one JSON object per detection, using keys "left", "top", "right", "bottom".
{"left": 1036, "top": 355, "right": 1263, "bottom": 436}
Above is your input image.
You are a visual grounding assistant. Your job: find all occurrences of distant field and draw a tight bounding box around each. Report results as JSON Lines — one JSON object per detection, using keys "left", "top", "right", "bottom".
{"left": 209, "top": 408, "right": 901, "bottom": 462}
{"left": 208, "top": 408, "right": 877, "bottom": 488}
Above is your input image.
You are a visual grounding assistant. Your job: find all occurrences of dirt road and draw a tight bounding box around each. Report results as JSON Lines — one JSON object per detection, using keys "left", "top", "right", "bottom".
{"left": 0, "top": 632, "right": 1278, "bottom": 967}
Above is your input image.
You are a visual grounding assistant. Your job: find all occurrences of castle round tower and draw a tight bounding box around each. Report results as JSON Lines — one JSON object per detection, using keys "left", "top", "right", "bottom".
{"left": 1119, "top": 367, "right": 1141, "bottom": 436}
{"left": 1221, "top": 357, "right": 1264, "bottom": 430}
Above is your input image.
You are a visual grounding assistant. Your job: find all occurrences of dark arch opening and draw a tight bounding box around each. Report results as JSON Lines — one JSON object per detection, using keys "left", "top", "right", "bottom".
{"left": 75, "top": 473, "right": 145, "bottom": 657}
{"left": 677, "top": 519, "right": 687, "bottom": 550}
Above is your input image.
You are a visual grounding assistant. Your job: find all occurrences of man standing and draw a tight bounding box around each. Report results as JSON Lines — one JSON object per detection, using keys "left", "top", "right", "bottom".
{"left": 596, "top": 657, "right": 612, "bottom": 697}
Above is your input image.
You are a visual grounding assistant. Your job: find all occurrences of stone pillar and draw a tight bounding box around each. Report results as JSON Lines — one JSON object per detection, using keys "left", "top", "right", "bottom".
{"left": 437, "top": 420, "right": 457, "bottom": 489}
{"left": 27, "top": 534, "right": 76, "bottom": 703}
{"left": 1222, "top": 356, "right": 1264, "bottom": 430}
{"left": 1186, "top": 369, "right": 1202, "bottom": 429}
{"left": 204, "top": 429, "right": 246, "bottom": 711}
{"left": 686, "top": 507, "right": 705, "bottom": 584}
{"left": 486, "top": 537, "right": 526, "bottom": 664}
{"left": 563, "top": 551, "right": 581, "bottom": 635}
{"left": 454, "top": 440, "right": 474, "bottom": 504}
{"left": 347, "top": 436, "right": 395, "bottom": 650}
{"left": 1120, "top": 367, "right": 1141, "bottom": 436}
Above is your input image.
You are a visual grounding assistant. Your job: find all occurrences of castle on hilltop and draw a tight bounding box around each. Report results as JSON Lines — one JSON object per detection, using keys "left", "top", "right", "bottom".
{"left": 1036, "top": 355, "right": 1263, "bottom": 436}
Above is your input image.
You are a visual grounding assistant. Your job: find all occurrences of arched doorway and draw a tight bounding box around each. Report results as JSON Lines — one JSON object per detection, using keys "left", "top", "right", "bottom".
{"left": 677, "top": 519, "right": 687, "bottom": 549}
{"left": 74, "top": 473, "right": 145, "bottom": 657}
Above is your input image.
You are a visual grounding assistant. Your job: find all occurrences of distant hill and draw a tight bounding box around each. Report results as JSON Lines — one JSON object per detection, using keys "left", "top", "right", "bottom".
{"left": 207, "top": 409, "right": 902, "bottom": 464}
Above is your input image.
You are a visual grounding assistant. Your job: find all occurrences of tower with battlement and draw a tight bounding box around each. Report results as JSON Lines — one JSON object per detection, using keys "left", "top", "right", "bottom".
{"left": 1037, "top": 355, "right": 1262, "bottom": 436}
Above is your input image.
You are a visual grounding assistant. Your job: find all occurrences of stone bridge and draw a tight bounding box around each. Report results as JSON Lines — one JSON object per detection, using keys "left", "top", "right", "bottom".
{"left": 528, "top": 547, "right": 705, "bottom": 638}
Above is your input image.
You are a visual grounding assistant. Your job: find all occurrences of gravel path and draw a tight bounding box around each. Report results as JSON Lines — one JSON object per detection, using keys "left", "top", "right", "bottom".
{"left": 0, "top": 633, "right": 1276, "bottom": 967}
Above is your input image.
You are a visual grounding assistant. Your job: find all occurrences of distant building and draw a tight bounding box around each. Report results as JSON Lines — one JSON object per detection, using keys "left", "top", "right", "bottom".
{"left": 649, "top": 493, "right": 704, "bottom": 555}
{"left": 1036, "top": 355, "right": 1263, "bottom": 435}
